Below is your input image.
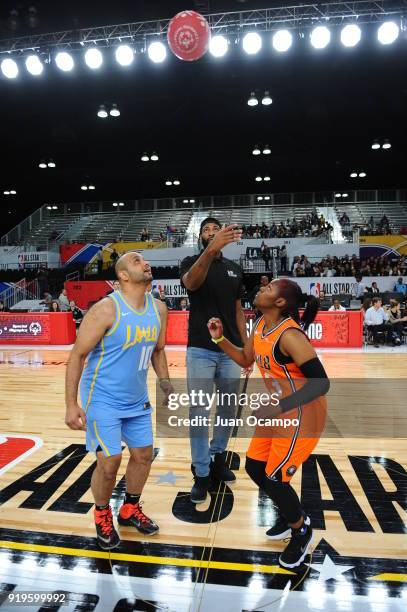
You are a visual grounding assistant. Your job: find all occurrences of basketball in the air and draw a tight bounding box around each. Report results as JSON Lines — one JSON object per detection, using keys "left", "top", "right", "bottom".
{"left": 167, "top": 10, "right": 211, "bottom": 61}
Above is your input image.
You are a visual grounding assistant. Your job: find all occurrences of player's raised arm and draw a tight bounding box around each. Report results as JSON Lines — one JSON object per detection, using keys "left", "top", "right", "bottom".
{"left": 207, "top": 317, "right": 255, "bottom": 368}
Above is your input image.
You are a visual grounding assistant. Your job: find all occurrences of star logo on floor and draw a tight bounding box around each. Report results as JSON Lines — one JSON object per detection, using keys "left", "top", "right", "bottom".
{"left": 155, "top": 471, "right": 181, "bottom": 485}
{"left": 308, "top": 553, "right": 354, "bottom": 582}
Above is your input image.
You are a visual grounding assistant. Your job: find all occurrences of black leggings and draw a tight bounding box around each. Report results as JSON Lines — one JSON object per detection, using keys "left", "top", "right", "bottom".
{"left": 245, "top": 456, "right": 303, "bottom": 524}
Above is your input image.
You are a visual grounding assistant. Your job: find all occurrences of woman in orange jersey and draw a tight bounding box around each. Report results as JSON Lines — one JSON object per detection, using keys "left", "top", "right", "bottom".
{"left": 207, "top": 278, "right": 329, "bottom": 569}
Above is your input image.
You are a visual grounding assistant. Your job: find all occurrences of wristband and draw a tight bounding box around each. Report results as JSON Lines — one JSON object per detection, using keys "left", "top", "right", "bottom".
{"left": 211, "top": 335, "right": 225, "bottom": 344}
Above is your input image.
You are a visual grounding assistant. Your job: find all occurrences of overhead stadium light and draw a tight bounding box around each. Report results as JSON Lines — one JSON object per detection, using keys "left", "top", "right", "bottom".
{"left": 371, "top": 140, "right": 380, "bottom": 150}
{"left": 263, "top": 145, "right": 271, "bottom": 154}
{"left": 141, "top": 153, "right": 149, "bottom": 162}
{"left": 255, "top": 176, "right": 262, "bottom": 182}
{"left": 264, "top": 196, "right": 271, "bottom": 200}
{"left": 10, "top": 190, "right": 17, "bottom": 195}
{"left": 148, "top": 41, "right": 167, "bottom": 63}
{"left": 165, "top": 180, "right": 172, "bottom": 186}
{"left": 358, "top": 172, "right": 366, "bottom": 178}
{"left": 47, "top": 160, "right": 56, "bottom": 168}
{"left": 115, "top": 45, "right": 134, "bottom": 66}
{"left": 209, "top": 35, "right": 228, "bottom": 58}
{"left": 85, "top": 48, "right": 103, "bottom": 69}
{"left": 97, "top": 105, "right": 108, "bottom": 118}
{"left": 247, "top": 92, "right": 258, "bottom": 106}
{"left": 150, "top": 152, "right": 159, "bottom": 161}
{"left": 257, "top": 196, "right": 263, "bottom": 201}
{"left": 81, "top": 185, "right": 88, "bottom": 191}
{"left": 272, "top": 30, "right": 293, "bottom": 52}
{"left": 1, "top": 58, "right": 19, "bottom": 79}
{"left": 340, "top": 24, "right": 361, "bottom": 48}
{"left": 377, "top": 21, "right": 399, "bottom": 45}
{"left": 55, "top": 52, "right": 74, "bottom": 72}
{"left": 261, "top": 91, "right": 273, "bottom": 106}
{"left": 25, "top": 54, "right": 44, "bottom": 76}
{"left": 342, "top": 193, "right": 349, "bottom": 197}
{"left": 110, "top": 104, "right": 120, "bottom": 117}
{"left": 173, "top": 179, "right": 180, "bottom": 186}
{"left": 88, "top": 184, "right": 96, "bottom": 190}
{"left": 350, "top": 172, "right": 358, "bottom": 178}
{"left": 264, "top": 176, "right": 271, "bottom": 182}
{"left": 310, "top": 26, "right": 331, "bottom": 49}
{"left": 242, "top": 32, "right": 262, "bottom": 55}
{"left": 252, "top": 146, "right": 261, "bottom": 156}
{"left": 39, "top": 161, "right": 47, "bottom": 168}
{"left": 382, "top": 139, "right": 391, "bottom": 150}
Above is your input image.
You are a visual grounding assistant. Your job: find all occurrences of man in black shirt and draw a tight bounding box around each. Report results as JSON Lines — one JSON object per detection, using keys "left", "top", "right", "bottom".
{"left": 180, "top": 217, "right": 247, "bottom": 503}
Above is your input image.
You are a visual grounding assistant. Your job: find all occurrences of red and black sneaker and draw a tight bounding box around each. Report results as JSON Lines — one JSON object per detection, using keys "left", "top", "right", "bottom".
{"left": 118, "top": 502, "right": 159, "bottom": 535}
{"left": 94, "top": 506, "right": 120, "bottom": 550}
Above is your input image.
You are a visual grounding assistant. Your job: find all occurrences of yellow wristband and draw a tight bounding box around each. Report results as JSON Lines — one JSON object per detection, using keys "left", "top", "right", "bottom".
{"left": 211, "top": 335, "right": 225, "bottom": 344}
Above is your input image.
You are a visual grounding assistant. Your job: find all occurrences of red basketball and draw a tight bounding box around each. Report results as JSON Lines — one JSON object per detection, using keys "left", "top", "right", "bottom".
{"left": 167, "top": 10, "right": 211, "bottom": 61}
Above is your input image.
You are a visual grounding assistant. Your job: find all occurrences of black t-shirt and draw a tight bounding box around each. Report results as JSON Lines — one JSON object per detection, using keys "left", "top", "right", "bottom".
{"left": 180, "top": 253, "right": 245, "bottom": 352}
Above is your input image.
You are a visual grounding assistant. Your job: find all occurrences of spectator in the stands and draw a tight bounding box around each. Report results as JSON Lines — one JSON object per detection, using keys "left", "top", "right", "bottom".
{"left": 159, "top": 289, "right": 175, "bottom": 310}
{"left": 179, "top": 297, "right": 190, "bottom": 311}
{"left": 58, "top": 288, "right": 70, "bottom": 310}
{"left": 361, "top": 297, "right": 372, "bottom": 318}
{"left": 141, "top": 227, "right": 150, "bottom": 241}
{"left": 354, "top": 275, "right": 367, "bottom": 298}
{"left": 339, "top": 212, "right": 350, "bottom": 226}
{"left": 322, "top": 264, "right": 336, "bottom": 278}
{"left": 369, "top": 281, "right": 380, "bottom": 294}
{"left": 261, "top": 243, "right": 271, "bottom": 271}
{"left": 158, "top": 231, "right": 165, "bottom": 242}
{"left": 0, "top": 300, "right": 7, "bottom": 313}
{"left": 36, "top": 267, "right": 49, "bottom": 296}
{"left": 329, "top": 298, "right": 346, "bottom": 312}
{"left": 49, "top": 300, "right": 61, "bottom": 312}
{"left": 97, "top": 247, "right": 103, "bottom": 275}
{"left": 364, "top": 297, "right": 389, "bottom": 347}
{"left": 319, "top": 290, "right": 327, "bottom": 302}
{"left": 394, "top": 277, "right": 407, "bottom": 296}
{"left": 69, "top": 300, "right": 83, "bottom": 327}
{"left": 106, "top": 280, "right": 120, "bottom": 295}
{"left": 279, "top": 245, "right": 287, "bottom": 272}
{"left": 110, "top": 248, "right": 119, "bottom": 266}
{"left": 40, "top": 292, "right": 53, "bottom": 306}
{"left": 387, "top": 299, "right": 407, "bottom": 345}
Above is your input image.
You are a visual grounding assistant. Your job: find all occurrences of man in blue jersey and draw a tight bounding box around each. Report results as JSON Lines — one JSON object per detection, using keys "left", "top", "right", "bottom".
{"left": 65, "top": 251, "right": 171, "bottom": 550}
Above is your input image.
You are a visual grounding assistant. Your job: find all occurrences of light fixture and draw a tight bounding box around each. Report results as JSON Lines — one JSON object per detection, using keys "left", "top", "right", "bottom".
{"left": 119, "top": 202, "right": 124, "bottom": 206}
{"left": 47, "top": 160, "right": 56, "bottom": 168}
{"left": 141, "top": 153, "right": 149, "bottom": 162}
{"left": 88, "top": 184, "right": 96, "bottom": 190}
{"left": 1, "top": 58, "right": 19, "bottom": 79}
{"left": 165, "top": 180, "right": 172, "bottom": 186}
{"left": 257, "top": 196, "right": 263, "bottom": 201}
{"left": 272, "top": 30, "right": 293, "bottom": 52}
{"left": 115, "top": 45, "right": 134, "bottom": 66}
{"left": 264, "top": 176, "right": 271, "bottom": 181}
{"left": 209, "top": 35, "right": 228, "bottom": 58}
{"left": 261, "top": 91, "right": 272, "bottom": 106}
{"left": 340, "top": 24, "right": 361, "bottom": 48}
{"left": 189, "top": 199, "right": 195, "bottom": 203}
{"left": 25, "top": 54, "right": 44, "bottom": 76}
{"left": 310, "top": 26, "right": 331, "bottom": 49}
{"left": 55, "top": 51, "right": 74, "bottom": 72}
{"left": 264, "top": 196, "right": 271, "bottom": 200}
{"left": 173, "top": 180, "right": 180, "bottom": 186}
{"left": 371, "top": 140, "right": 380, "bottom": 150}
{"left": 247, "top": 92, "right": 259, "bottom": 107}
{"left": 382, "top": 139, "right": 391, "bottom": 150}
{"left": 263, "top": 146, "right": 271, "bottom": 155}
{"left": 46, "top": 205, "right": 52, "bottom": 210}
{"left": 242, "top": 32, "right": 262, "bottom": 55}
{"left": 358, "top": 172, "right": 366, "bottom": 178}
{"left": 150, "top": 152, "right": 159, "bottom": 161}
{"left": 3, "top": 191, "right": 10, "bottom": 195}
{"left": 81, "top": 185, "right": 88, "bottom": 191}
{"left": 148, "top": 41, "right": 167, "bottom": 63}
{"left": 350, "top": 172, "right": 358, "bottom": 178}
{"left": 85, "top": 48, "right": 103, "bottom": 69}
{"left": 110, "top": 104, "right": 120, "bottom": 117}
{"left": 39, "top": 161, "right": 47, "bottom": 169}
{"left": 252, "top": 146, "right": 261, "bottom": 156}
{"left": 97, "top": 104, "right": 108, "bottom": 118}
{"left": 112, "top": 202, "right": 118, "bottom": 207}
{"left": 183, "top": 199, "right": 188, "bottom": 203}
{"left": 10, "top": 190, "right": 16, "bottom": 195}
{"left": 52, "top": 205, "right": 58, "bottom": 210}
{"left": 335, "top": 193, "right": 341, "bottom": 198}
{"left": 342, "top": 193, "right": 349, "bottom": 197}
{"left": 255, "top": 176, "right": 263, "bottom": 182}
{"left": 378, "top": 21, "right": 399, "bottom": 45}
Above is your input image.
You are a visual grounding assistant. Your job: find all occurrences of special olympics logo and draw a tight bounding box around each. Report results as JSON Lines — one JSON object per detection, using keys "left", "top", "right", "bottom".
{"left": 29, "top": 322, "right": 42, "bottom": 336}
{"left": 175, "top": 26, "right": 199, "bottom": 52}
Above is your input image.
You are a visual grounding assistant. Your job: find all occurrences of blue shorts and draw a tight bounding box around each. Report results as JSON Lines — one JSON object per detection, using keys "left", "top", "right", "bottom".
{"left": 86, "top": 410, "right": 153, "bottom": 457}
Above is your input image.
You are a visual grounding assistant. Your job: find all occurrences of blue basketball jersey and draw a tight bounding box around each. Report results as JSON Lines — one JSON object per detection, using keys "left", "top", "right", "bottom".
{"left": 80, "top": 290, "right": 161, "bottom": 415}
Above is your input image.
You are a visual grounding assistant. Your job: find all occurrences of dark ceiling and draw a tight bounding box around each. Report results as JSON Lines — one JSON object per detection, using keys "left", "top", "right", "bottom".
{"left": 0, "top": 1, "right": 406, "bottom": 234}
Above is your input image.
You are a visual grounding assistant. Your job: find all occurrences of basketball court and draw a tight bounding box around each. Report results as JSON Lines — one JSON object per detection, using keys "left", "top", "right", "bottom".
{"left": 1, "top": 344, "right": 406, "bottom": 611}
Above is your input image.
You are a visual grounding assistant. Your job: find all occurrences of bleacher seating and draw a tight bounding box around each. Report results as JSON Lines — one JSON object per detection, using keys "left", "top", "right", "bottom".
{"left": 334, "top": 201, "right": 407, "bottom": 232}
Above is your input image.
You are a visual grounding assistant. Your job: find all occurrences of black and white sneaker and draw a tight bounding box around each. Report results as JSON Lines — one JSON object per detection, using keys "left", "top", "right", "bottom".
{"left": 211, "top": 452, "right": 236, "bottom": 483}
{"left": 190, "top": 475, "right": 211, "bottom": 504}
{"left": 279, "top": 521, "right": 313, "bottom": 568}
{"left": 267, "top": 515, "right": 310, "bottom": 541}
{"left": 266, "top": 517, "right": 291, "bottom": 540}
